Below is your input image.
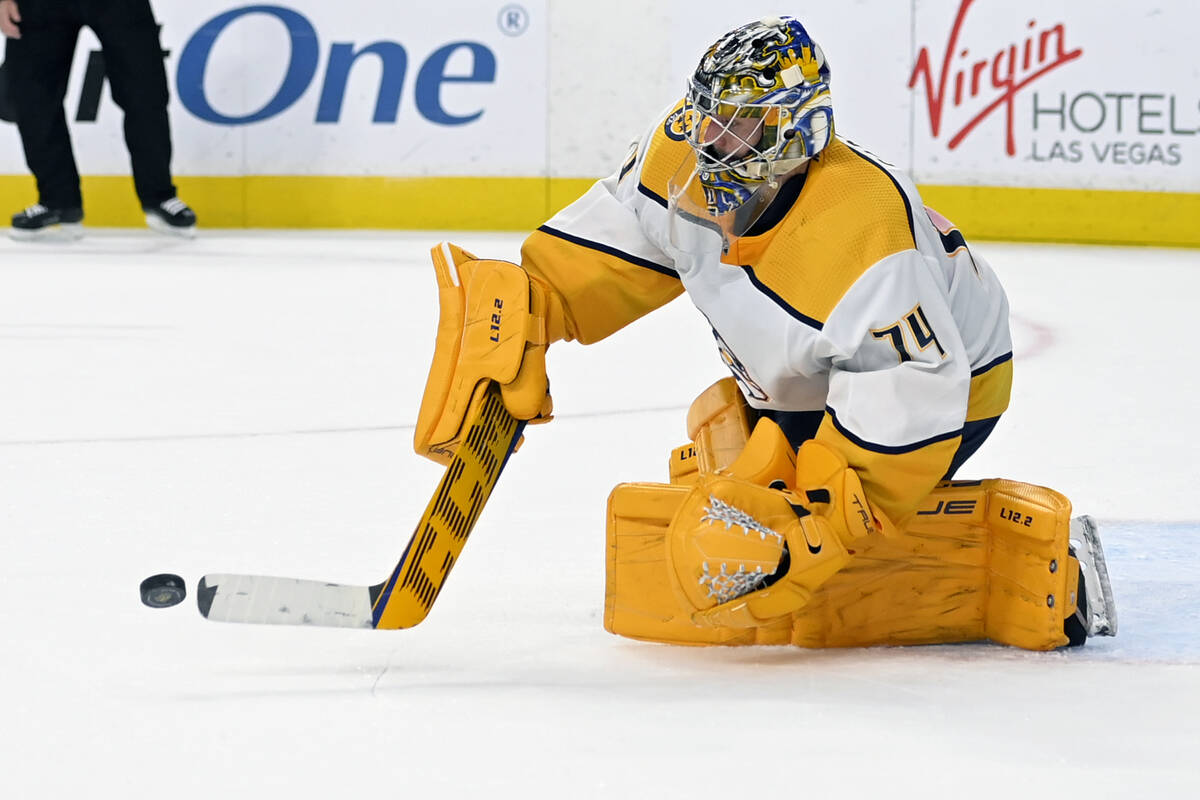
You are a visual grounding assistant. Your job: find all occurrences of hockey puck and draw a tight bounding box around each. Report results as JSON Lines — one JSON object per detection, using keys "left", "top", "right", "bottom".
{"left": 140, "top": 573, "right": 187, "bottom": 608}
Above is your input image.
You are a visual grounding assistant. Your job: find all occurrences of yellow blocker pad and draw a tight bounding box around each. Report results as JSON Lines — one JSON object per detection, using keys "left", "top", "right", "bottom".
{"left": 605, "top": 477, "right": 1079, "bottom": 650}
{"left": 414, "top": 243, "right": 561, "bottom": 465}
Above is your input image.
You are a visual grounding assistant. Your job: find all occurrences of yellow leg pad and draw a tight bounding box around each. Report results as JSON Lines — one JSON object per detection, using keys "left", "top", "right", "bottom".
{"left": 604, "top": 478, "right": 1077, "bottom": 650}
{"left": 789, "top": 506, "right": 993, "bottom": 648}
{"left": 664, "top": 377, "right": 754, "bottom": 487}
{"left": 668, "top": 443, "right": 699, "bottom": 486}
{"left": 980, "top": 480, "right": 1078, "bottom": 650}
{"left": 790, "top": 479, "right": 1076, "bottom": 650}
{"left": 685, "top": 378, "right": 753, "bottom": 475}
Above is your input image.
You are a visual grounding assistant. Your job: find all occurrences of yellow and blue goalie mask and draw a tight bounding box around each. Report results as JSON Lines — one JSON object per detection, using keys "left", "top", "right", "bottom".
{"left": 667, "top": 16, "right": 833, "bottom": 252}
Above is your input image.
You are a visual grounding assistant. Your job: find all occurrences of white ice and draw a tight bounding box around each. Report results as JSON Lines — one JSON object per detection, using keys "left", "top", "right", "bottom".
{"left": 1, "top": 231, "right": 1197, "bottom": 798}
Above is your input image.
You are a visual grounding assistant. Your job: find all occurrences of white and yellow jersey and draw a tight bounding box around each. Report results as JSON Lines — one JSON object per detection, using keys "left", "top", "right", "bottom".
{"left": 519, "top": 101, "right": 1012, "bottom": 526}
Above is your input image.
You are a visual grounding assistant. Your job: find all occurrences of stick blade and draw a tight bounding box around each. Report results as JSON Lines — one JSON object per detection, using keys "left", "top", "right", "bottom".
{"left": 197, "top": 574, "right": 377, "bottom": 628}
{"left": 195, "top": 384, "right": 524, "bottom": 632}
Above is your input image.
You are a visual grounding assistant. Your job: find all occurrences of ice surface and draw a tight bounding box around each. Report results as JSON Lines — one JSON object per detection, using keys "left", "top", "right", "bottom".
{"left": 1, "top": 231, "right": 1197, "bottom": 797}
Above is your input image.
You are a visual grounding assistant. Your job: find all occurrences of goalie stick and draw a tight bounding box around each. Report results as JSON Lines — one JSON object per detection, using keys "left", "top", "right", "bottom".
{"left": 196, "top": 382, "right": 525, "bottom": 629}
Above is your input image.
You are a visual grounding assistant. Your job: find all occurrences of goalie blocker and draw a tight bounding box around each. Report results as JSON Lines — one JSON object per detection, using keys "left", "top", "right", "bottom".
{"left": 413, "top": 243, "right": 565, "bottom": 464}
{"left": 605, "top": 378, "right": 1117, "bottom": 651}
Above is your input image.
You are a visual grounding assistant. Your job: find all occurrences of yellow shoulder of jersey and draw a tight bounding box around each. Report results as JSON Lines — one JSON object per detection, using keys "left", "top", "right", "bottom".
{"left": 728, "top": 139, "right": 919, "bottom": 328}
{"left": 636, "top": 100, "right": 698, "bottom": 205}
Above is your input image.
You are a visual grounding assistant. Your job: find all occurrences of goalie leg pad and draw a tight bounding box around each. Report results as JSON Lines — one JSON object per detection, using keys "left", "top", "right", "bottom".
{"left": 605, "top": 478, "right": 1091, "bottom": 651}
{"left": 977, "top": 479, "right": 1077, "bottom": 649}
{"left": 789, "top": 479, "right": 1079, "bottom": 650}
{"left": 684, "top": 377, "right": 755, "bottom": 476}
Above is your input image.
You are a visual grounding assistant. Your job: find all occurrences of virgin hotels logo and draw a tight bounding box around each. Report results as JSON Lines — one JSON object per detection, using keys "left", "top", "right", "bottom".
{"left": 908, "top": 0, "right": 1082, "bottom": 156}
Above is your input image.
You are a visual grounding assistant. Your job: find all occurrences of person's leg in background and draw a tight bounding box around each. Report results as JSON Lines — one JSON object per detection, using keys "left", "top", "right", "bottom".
{"left": 87, "top": 0, "right": 194, "bottom": 235}
{"left": 6, "top": 0, "right": 86, "bottom": 238}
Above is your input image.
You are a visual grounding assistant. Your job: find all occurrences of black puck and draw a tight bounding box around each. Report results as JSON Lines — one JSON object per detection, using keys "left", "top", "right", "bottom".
{"left": 140, "top": 573, "right": 187, "bottom": 608}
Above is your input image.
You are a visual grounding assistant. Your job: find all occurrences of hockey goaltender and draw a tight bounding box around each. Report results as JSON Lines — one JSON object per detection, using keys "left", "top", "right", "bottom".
{"left": 412, "top": 16, "right": 1116, "bottom": 650}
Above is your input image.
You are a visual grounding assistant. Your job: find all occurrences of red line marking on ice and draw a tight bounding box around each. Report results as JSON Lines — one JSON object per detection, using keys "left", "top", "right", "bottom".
{"left": 1010, "top": 312, "right": 1056, "bottom": 361}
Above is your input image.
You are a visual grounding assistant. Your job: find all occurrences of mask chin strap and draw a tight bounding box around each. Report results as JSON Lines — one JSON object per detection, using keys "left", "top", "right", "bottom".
{"left": 739, "top": 160, "right": 777, "bottom": 188}
{"left": 738, "top": 151, "right": 808, "bottom": 188}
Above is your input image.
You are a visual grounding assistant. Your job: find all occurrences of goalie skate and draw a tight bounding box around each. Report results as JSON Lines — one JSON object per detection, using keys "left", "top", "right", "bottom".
{"left": 1068, "top": 515, "right": 1117, "bottom": 639}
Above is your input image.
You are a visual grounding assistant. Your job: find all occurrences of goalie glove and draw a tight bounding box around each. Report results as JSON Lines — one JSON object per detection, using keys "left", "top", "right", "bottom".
{"left": 414, "top": 243, "right": 566, "bottom": 464}
{"left": 667, "top": 476, "right": 851, "bottom": 629}
{"left": 665, "top": 418, "right": 853, "bottom": 629}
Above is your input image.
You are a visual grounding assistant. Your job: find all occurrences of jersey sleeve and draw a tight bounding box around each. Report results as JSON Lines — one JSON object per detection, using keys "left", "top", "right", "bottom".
{"left": 811, "top": 249, "right": 972, "bottom": 528}
{"left": 519, "top": 122, "right": 685, "bottom": 344}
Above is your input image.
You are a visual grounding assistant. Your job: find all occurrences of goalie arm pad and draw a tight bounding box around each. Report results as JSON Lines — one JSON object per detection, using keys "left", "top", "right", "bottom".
{"left": 414, "top": 242, "right": 568, "bottom": 464}
{"left": 519, "top": 187, "right": 684, "bottom": 346}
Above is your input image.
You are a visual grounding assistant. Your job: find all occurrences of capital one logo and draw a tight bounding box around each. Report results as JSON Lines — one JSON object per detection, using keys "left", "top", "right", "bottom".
{"left": 178, "top": 4, "right": 497, "bottom": 125}
{"left": 908, "top": 0, "right": 1083, "bottom": 155}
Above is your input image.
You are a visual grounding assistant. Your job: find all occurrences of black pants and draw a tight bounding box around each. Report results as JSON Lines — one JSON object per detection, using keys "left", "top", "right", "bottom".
{"left": 4, "top": 0, "right": 174, "bottom": 209}
{"left": 760, "top": 409, "right": 1000, "bottom": 480}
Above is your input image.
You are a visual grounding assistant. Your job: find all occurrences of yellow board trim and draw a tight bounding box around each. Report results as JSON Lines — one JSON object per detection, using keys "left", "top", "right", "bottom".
{"left": 919, "top": 184, "right": 1200, "bottom": 248}
{"left": 1, "top": 173, "right": 1196, "bottom": 246}
{"left": 0, "top": 174, "right": 597, "bottom": 231}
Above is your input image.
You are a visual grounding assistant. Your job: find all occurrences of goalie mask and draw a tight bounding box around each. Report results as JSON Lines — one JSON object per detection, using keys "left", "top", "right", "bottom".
{"left": 667, "top": 16, "right": 833, "bottom": 252}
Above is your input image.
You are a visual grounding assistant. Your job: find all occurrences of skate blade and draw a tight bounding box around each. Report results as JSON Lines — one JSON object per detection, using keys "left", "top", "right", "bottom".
{"left": 1069, "top": 515, "right": 1118, "bottom": 636}
{"left": 146, "top": 214, "right": 197, "bottom": 239}
{"left": 8, "top": 222, "right": 84, "bottom": 242}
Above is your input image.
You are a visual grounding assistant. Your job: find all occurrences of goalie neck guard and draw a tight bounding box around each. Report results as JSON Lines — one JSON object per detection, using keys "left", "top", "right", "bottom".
{"left": 667, "top": 16, "right": 834, "bottom": 252}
